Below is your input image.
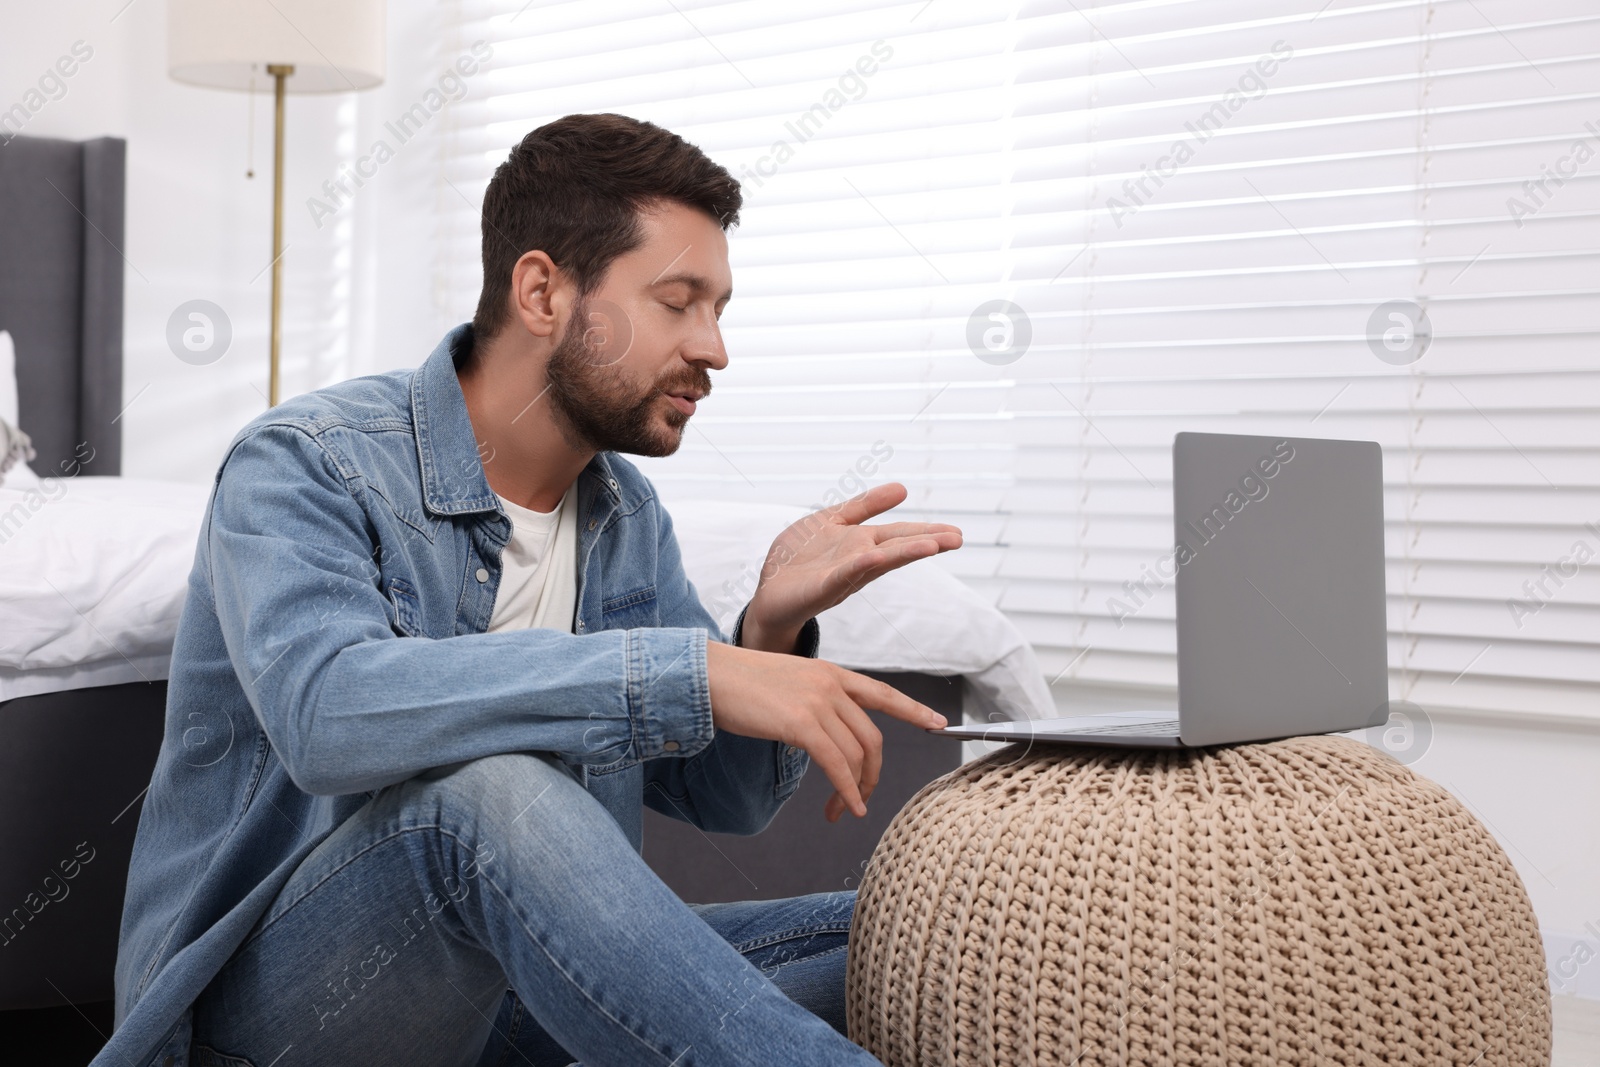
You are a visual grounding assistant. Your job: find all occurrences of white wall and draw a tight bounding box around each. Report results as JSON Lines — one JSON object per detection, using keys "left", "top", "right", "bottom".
{"left": 7, "top": 0, "right": 1597, "bottom": 1003}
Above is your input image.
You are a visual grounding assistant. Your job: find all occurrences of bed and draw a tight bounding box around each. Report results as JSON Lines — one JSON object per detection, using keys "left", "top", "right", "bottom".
{"left": 0, "top": 135, "right": 1052, "bottom": 1029}
{"left": 0, "top": 134, "right": 171, "bottom": 1021}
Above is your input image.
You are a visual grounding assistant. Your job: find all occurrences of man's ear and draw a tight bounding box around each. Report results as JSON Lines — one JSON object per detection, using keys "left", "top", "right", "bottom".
{"left": 510, "top": 250, "right": 564, "bottom": 340}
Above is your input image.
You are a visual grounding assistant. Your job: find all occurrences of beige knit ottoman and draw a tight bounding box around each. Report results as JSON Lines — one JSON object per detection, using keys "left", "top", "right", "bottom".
{"left": 846, "top": 734, "right": 1550, "bottom": 1066}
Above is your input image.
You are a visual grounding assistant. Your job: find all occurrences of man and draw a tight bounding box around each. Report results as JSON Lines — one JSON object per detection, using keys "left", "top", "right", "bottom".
{"left": 97, "top": 113, "right": 962, "bottom": 1067}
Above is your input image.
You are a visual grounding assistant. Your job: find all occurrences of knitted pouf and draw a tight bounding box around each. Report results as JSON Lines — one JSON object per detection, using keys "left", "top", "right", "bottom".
{"left": 846, "top": 734, "right": 1550, "bottom": 1066}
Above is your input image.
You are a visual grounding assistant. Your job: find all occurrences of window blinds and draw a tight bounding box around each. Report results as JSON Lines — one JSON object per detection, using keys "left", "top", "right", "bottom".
{"left": 439, "top": 0, "right": 1600, "bottom": 721}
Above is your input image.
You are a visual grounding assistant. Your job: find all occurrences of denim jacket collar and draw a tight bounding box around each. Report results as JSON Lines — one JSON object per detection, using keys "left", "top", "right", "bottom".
{"left": 410, "top": 322, "right": 626, "bottom": 522}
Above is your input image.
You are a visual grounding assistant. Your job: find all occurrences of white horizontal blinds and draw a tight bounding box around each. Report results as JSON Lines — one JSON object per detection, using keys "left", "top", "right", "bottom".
{"left": 1405, "top": 0, "right": 1600, "bottom": 717}
{"left": 437, "top": 1, "right": 1022, "bottom": 352}
{"left": 999, "top": 0, "right": 1600, "bottom": 718}
{"left": 439, "top": 1, "right": 1600, "bottom": 719}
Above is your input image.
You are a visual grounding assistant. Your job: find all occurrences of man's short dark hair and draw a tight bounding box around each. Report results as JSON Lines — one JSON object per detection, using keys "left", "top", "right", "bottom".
{"left": 465, "top": 113, "right": 743, "bottom": 366}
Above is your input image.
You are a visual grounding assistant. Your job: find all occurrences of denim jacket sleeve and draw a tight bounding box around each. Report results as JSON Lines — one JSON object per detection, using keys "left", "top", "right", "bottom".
{"left": 641, "top": 501, "right": 817, "bottom": 836}
{"left": 205, "top": 424, "right": 715, "bottom": 796}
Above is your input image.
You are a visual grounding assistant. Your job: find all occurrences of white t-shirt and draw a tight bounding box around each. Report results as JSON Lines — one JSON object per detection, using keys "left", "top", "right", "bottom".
{"left": 487, "top": 480, "right": 579, "bottom": 634}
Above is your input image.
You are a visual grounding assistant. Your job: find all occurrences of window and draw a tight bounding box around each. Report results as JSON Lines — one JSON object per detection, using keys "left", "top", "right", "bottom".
{"left": 441, "top": 0, "right": 1600, "bottom": 720}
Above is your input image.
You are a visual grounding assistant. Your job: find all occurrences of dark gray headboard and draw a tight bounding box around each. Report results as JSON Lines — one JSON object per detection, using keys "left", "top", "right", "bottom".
{"left": 0, "top": 134, "right": 126, "bottom": 476}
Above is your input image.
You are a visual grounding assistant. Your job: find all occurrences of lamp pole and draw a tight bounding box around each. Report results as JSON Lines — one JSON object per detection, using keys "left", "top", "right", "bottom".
{"left": 266, "top": 63, "right": 293, "bottom": 407}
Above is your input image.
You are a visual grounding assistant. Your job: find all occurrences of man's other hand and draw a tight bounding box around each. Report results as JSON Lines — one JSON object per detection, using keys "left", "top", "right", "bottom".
{"left": 705, "top": 640, "right": 948, "bottom": 822}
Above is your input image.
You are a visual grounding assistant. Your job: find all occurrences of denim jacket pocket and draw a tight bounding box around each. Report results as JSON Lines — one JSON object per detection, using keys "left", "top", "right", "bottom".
{"left": 600, "top": 584, "right": 658, "bottom": 628}
{"left": 387, "top": 576, "right": 425, "bottom": 637}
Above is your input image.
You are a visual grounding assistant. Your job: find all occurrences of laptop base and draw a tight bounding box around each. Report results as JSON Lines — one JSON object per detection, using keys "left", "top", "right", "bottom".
{"left": 931, "top": 711, "right": 1187, "bottom": 748}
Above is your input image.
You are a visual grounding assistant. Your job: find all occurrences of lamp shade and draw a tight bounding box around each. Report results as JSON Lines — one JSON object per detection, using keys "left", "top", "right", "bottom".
{"left": 168, "top": 0, "right": 384, "bottom": 92}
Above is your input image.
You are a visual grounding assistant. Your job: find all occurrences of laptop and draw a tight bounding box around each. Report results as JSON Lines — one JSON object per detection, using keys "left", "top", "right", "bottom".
{"left": 932, "top": 431, "right": 1389, "bottom": 748}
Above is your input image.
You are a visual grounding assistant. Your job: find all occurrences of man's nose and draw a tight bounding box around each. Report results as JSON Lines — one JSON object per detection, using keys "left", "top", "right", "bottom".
{"left": 685, "top": 319, "right": 729, "bottom": 370}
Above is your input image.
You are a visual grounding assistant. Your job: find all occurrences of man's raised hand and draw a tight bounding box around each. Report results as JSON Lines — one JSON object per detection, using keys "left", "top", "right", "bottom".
{"left": 737, "top": 482, "right": 963, "bottom": 653}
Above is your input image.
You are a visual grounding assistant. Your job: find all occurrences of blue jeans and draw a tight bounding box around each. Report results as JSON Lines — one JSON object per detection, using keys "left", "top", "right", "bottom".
{"left": 189, "top": 752, "right": 881, "bottom": 1066}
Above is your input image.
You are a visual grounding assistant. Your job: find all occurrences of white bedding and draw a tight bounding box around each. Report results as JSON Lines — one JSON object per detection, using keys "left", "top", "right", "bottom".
{"left": 0, "top": 471, "right": 1051, "bottom": 722}
{"left": 0, "top": 468, "right": 212, "bottom": 700}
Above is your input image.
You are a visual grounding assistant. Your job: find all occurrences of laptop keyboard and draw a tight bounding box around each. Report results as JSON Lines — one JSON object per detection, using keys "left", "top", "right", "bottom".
{"left": 1068, "top": 719, "right": 1182, "bottom": 736}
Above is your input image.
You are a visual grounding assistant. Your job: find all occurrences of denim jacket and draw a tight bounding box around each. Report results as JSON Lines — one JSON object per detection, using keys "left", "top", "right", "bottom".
{"left": 95, "top": 324, "right": 816, "bottom": 1067}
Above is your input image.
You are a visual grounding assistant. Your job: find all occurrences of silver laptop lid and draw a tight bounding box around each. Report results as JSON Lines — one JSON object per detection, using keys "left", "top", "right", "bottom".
{"left": 1174, "top": 432, "right": 1388, "bottom": 746}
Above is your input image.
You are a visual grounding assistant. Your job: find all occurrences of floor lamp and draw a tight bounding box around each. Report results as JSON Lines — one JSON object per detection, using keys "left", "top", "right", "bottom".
{"left": 168, "top": 0, "right": 385, "bottom": 406}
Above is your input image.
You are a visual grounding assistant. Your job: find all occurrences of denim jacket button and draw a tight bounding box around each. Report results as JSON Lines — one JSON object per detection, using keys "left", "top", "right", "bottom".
{"left": 475, "top": 567, "right": 489, "bottom": 583}
{"left": 786, "top": 745, "right": 801, "bottom": 756}
{"left": 663, "top": 740, "right": 680, "bottom": 752}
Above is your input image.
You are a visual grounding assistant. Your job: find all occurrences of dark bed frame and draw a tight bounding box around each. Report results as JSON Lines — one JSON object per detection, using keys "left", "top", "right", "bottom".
{"left": 0, "top": 133, "right": 964, "bottom": 1057}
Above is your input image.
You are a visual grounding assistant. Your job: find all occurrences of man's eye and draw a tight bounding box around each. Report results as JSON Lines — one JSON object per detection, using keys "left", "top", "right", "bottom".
{"left": 662, "top": 303, "right": 686, "bottom": 313}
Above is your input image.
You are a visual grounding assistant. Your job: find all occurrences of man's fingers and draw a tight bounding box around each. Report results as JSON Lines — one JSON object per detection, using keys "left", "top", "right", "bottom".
{"left": 805, "top": 728, "right": 866, "bottom": 817}
{"left": 879, "top": 532, "right": 962, "bottom": 555}
{"left": 833, "top": 691, "right": 883, "bottom": 807}
{"left": 847, "top": 533, "right": 963, "bottom": 578}
{"left": 812, "top": 674, "right": 923, "bottom": 823}
{"left": 817, "top": 710, "right": 866, "bottom": 794}
{"left": 845, "top": 538, "right": 943, "bottom": 579}
{"left": 869, "top": 522, "right": 963, "bottom": 544}
{"left": 837, "top": 667, "right": 948, "bottom": 729}
{"left": 819, "top": 481, "right": 907, "bottom": 527}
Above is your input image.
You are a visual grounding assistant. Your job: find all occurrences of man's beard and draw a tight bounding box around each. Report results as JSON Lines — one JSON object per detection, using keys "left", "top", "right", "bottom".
{"left": 542, "top": 294, "right": 711, "bottom": 458}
